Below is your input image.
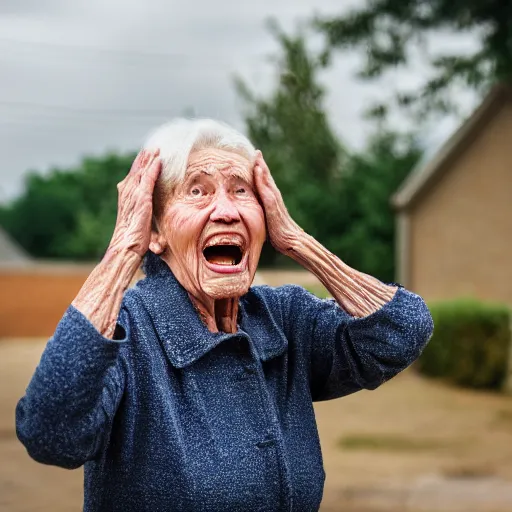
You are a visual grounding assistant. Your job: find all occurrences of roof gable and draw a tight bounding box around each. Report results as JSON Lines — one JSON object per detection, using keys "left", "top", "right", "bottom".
{"left": 392, "top": 84, "right": 512, "bottom": 210}
{"left": 0, "top": 227, "right": 30, "bottom": 263}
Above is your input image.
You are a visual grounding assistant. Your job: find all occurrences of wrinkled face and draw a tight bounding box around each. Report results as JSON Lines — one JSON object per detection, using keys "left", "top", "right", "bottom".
{"left": 155, "top": 148, "right": 266, "bottom": 300}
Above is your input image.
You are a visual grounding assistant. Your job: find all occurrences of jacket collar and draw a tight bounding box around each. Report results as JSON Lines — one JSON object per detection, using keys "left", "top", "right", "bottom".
{"left": 134, "top": 256, "right": 287, "bottom": 368}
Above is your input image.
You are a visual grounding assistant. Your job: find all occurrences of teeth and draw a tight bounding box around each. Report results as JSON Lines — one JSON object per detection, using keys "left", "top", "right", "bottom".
{"left": 205, "top": 234, "right": 244, "bottom": 250}
{"left": 209, "top": 255, "right": 236, "bottom": 266}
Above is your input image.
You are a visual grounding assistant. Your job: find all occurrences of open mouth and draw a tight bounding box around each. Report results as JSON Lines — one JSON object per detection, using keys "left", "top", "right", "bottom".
{"left": 203, "top": 244, "right": 243, "bottom": 266}
{"left": 201, "top": 232, "right": 247, "bottom": 274}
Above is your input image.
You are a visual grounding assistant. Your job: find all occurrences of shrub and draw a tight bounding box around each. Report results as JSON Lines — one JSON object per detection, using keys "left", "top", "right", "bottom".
{"left": 417, "top": 299, "right": 511, "bottom": 391}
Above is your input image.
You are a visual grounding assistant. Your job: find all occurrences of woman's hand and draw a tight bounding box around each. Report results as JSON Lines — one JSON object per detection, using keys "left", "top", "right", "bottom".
{"left": 109, "top": 149, "right": 162, "bottom": 258}
{"left": 253, "top": 151, "right": 303, "bottom": 256}
{"left": 72, "top": 149, "right": 161, "bottom": 337}
{"left": 253, "top": 150, "right": 396, "bottom": 316}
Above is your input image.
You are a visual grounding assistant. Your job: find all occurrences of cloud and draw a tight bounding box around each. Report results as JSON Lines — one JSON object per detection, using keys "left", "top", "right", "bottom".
{"left": 0, "top": 0, "right": 479, "bottom": 202}
{"left": 0, "top": 0, "right": 66, "bottom": 16}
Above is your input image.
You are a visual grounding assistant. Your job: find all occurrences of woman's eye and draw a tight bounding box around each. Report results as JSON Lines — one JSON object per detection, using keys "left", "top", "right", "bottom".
{"left": 191, "top": 186, "right": 203, "bottom": 196}
{"left": 235, "top": 187, "right": 246, "bottom": 195}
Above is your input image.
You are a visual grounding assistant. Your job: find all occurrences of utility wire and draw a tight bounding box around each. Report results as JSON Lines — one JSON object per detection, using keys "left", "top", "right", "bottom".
{"left": 0, "top": 99, "right": 177, "bottom": 118}
{"left": 0, "top": 39, "right": 245, "bottom": 123}
{"left": 0, "top": 36, "right": 192, "bottom": 61}
{"left": 0, "top": 36, "right": 261, "bottom": 65}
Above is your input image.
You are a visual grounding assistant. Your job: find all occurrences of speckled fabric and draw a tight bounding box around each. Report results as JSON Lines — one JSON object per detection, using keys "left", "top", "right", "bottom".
{"left": 16, "top": 257, "right": 433, "bottom": 512}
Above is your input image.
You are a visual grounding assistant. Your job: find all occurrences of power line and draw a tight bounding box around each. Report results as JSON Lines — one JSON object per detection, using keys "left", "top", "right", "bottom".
{"left": 0, "top": 36, "right": 265, "bottom": 66}
{"left": 0, "top": 36, "right": 192, "bottom": 61}
{"left": 0, "top": 99, "right": 178, "bottom": 118}
{"left": 0, "top": 117, "right": 159, "bottom": 129}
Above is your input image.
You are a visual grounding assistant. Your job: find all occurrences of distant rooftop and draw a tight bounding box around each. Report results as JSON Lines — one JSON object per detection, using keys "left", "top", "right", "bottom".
{"left": 0, "top": 227, "right": 31, "bottom": 263}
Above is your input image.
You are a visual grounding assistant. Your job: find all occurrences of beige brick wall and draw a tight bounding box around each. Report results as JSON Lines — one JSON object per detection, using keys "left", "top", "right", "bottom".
{"left": 408, "top": 101, "right": 512, "bottom": 305}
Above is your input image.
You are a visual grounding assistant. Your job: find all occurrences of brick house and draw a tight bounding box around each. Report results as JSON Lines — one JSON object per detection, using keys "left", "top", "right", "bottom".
{"left": 392, "top": 84, "right": 512, "bottom": 305}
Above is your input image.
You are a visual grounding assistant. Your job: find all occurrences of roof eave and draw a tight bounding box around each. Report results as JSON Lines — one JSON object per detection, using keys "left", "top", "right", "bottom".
{"left": 392, "top": 83, "right": 512, "bottom": 211}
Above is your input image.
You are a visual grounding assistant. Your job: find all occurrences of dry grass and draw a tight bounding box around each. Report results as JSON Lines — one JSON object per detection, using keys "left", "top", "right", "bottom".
{"left": 315, "top": 370, "right": 512, "bottom": 511}
{"left": 337, "top": 434, "right": 447, "bottom": 452}
{"left": 442, "top": 464, "right": 496, "bottom": 479}
{"left": 494, "top": 408, "right": 512, "bottom": 424}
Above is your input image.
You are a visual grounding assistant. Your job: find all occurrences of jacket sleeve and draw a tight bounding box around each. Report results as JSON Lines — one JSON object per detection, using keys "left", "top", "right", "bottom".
{"left": 279, "top": 285, "right": 434, "bottom": 401}
{"left": 15, "top": 305, "right": 130, "bottom": 469}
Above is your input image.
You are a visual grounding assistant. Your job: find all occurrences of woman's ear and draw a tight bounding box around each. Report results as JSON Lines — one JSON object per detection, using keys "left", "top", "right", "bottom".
{"left": 149, "top": 230, "right": 167, "bottom": 255}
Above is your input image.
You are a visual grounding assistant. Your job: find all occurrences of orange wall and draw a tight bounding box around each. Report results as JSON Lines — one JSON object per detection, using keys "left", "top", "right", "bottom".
{"left": 0, "top": 266, "right": 144, "bottom": 338}
{"left": 408, "top": 100, "right": 512, "bottom": 305}
{"left": 0, "top": 271, "right": 90, "bottom": 337}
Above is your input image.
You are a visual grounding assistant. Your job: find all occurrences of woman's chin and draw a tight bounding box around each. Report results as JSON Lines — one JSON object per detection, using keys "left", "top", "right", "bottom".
{"left": 200, "top": 271, "right": 253, "bottom": 299}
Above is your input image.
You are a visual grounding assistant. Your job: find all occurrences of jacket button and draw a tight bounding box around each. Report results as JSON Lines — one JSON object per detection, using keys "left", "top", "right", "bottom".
{"left": 244, "top": 366, "right": 257, "bottom": 375}
{"left": 238, "top": 366, "right": 257, "bottom": 380}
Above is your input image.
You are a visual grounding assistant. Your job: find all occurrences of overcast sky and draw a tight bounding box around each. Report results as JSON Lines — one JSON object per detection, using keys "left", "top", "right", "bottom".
{"left": 0, "top": 0, "right": 480, "bottom": 202}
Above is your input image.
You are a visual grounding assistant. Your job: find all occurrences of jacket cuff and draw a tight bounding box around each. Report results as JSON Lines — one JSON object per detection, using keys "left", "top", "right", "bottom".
{"left": 345, "top": 287, "right": 434, "bottom": 381}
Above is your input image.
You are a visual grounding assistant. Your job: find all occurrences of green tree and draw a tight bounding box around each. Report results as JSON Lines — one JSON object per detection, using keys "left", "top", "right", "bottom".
{"left": 317, "top": 1, "right": 512, "bottom": 118}
{"left": 235, "top": 22, "right": 346, "bottom": 265}
{"left": 236, "top": 22, "right": 422, "bottom": 279}
{"left": 0, "top": 153, "right": 134, "bottom": 260}
{"left": 335, "top": 131, "right": 422, "bottom": 281}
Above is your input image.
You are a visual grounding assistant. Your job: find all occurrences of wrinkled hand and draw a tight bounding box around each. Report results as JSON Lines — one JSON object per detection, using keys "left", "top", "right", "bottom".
{"left": 254, "top": 151, "right": 302, "bottom": 256}
{"left": 109, "top": 149, "right": 161, "bottom": 257}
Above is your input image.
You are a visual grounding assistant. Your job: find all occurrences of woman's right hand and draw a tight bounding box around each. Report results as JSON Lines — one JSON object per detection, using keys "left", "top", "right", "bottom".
{"left": 109, "top": 149, "right": 162, "bottom": 258}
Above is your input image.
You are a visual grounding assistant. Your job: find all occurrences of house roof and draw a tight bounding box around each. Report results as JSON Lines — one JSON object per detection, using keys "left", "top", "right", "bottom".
{"left": 392, "top": 83, "right": 512, "bottom": 210}
{"left": 0, "top": 226, "right": 30, "bottom": 263}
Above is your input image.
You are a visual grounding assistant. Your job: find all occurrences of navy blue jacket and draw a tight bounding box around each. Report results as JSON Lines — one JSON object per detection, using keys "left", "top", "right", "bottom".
{"left": 16, "top": 258, "right": 433, "bottom": 511}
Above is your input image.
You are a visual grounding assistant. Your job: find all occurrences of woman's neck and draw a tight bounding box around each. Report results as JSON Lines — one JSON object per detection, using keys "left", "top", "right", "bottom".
{"left": 188, "top": 294, "right": 239, "bottom": 334}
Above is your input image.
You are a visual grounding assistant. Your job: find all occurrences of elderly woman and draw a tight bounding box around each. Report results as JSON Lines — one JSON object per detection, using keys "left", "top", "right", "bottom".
{"left": 16, "top": 119, "right": 433, "bottom": 512}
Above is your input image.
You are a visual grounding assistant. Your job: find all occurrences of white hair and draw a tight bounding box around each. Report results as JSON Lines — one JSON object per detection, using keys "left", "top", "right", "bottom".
{"left": 143, "top": 118, "right": 256, "bottom": 192}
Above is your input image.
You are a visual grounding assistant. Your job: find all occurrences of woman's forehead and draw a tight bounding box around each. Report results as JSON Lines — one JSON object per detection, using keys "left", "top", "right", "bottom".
{"left": 186, "top": 149, "right": 253, "bottom": 182}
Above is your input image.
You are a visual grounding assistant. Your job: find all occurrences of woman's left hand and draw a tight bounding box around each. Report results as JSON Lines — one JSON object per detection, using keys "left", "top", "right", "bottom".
{"left": 253, "top": 151, "right": 303, "bottom": 256}
{"left": 253, "top": 151, "right": 397, "bottom": 316}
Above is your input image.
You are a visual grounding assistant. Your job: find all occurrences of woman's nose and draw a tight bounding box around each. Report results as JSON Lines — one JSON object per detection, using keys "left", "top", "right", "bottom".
{"left": 209, "top": 193, "right": 241, "bottom": 224}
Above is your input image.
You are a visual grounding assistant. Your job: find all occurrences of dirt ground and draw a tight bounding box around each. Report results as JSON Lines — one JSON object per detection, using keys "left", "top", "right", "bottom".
{"left": 3, "top": 342, "right": 512, "bottom": 512}
{"left": 2, "top": 271, "right": 512, "bottom": 511}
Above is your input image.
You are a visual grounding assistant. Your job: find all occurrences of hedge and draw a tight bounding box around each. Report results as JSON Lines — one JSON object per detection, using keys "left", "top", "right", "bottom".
{"left": 417, "top": 299, "right": 511, "bottom": 391}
